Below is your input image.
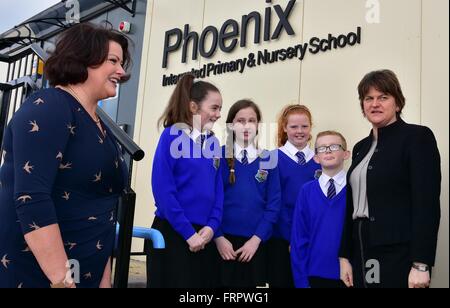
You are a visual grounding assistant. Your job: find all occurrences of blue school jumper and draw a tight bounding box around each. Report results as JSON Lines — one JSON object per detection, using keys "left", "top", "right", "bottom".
{"left": 151, "top": 125, "right": 223, "bottom": 240}
{"left": 291, "top": 180, "right": 347, "bottom": 288}
{"left": 274, "top": 150, "right": 321, "bottom": 241}
{"left": 217, "top": 147, "right": 281, "bottom": 241}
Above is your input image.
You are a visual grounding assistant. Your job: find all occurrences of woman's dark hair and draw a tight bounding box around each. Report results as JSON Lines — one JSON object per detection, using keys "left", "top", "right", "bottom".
{"left": 45, "top": 22, "right": 131, "bottom": 86}
{"left": 225, "top": 99, "right": 262, "bottom": 185}
{"left": 158, "top": 74, "right": 220, "bottom": 128}
{"left": 358, "top": 69, "right": 406, "bottom": 117}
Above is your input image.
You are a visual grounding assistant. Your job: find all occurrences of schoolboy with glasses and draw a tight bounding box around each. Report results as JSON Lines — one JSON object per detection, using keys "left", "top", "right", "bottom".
{"left": 290, "top": 131, "right": 350, "bottom": 288}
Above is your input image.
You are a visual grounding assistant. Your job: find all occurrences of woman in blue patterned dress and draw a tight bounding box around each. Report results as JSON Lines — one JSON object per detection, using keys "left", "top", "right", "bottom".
{"left": 0, "top": 22, "right": 131, "bottom": 288}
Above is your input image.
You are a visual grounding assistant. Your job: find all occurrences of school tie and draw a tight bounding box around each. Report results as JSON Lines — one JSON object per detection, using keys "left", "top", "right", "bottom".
{"left": 196, "top": 134, "right": 206, "bottom": 147}
{"left": 327, "top": 178, "right": 336, "bottom": 199}
{"left": 296, "top": 151, "right": 306, "bottom": 165}
{"left": 241, "top": 150, "right": 248, "bottom": 165}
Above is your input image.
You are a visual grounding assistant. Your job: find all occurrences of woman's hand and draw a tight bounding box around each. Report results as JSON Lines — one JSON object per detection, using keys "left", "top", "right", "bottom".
{"left": 340, "top": 258, "right": 354, "bottom": 288}
{"left": 409, "top": 267, "right": 431, "bottom": 288}
{"left": 236, "top": 235, "right": 261, "bottom": 263}
{"left": 215, "top": 236, "right": 237, "bottom": 261}
{"left": 186, "top": 233, "right": 205, "bottom": 253}
{"left": 198, "top": 226, "right": 214, "bottom": 244}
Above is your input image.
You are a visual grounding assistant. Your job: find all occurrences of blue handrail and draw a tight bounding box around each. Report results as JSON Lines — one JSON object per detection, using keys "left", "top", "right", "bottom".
{"left": 115, "top": 225, "right": 165, "bottom": 249}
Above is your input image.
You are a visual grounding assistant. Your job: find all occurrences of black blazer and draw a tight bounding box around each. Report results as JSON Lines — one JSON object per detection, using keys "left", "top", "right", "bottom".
{"left": 339, "top": 119, "right": 441, "bottom": 266}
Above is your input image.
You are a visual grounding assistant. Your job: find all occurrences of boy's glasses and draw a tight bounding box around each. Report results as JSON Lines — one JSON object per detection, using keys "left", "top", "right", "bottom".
{"left": 315, "top": 144, "right": 345, "bottom": 154}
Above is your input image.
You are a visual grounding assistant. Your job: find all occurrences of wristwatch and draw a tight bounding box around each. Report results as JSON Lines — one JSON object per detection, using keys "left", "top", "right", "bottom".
{"left": 412, "top": 263, "right": 429, "bottom": 272}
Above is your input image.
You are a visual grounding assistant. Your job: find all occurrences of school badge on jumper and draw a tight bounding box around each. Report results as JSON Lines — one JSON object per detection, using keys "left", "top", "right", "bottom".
{"left": 213, "top": 157, "right": 220, "bottom": 170}
{"left": 255, "top": 169, "right": 269, "bottom": 183}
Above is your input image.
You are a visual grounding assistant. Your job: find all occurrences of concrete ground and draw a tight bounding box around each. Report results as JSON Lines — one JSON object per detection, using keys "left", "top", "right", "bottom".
{"left": 112, "top": 258, "right": 147, "bottom": 288}
{"left": 128, "top": 259, "right": 147, "bottom": 288}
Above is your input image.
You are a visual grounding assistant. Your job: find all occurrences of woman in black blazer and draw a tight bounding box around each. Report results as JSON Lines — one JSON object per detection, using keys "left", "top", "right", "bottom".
{"left": 339, "top": 70, "right": 441, "bottom": 288}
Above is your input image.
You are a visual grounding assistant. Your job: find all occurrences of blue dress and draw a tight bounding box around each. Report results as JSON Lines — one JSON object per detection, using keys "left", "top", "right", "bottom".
{"left": 0, "top": 88, "right": 128, "bottom": 288}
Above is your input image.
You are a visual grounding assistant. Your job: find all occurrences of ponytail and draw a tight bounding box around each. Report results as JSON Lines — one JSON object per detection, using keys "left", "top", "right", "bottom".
{"left": 158, "top": 74, "right": 220, "bottom": 129}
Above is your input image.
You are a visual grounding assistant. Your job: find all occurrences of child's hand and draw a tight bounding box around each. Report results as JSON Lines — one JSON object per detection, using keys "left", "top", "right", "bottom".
{"left": 236, "top": 235, "right": 261, "bottom": 263}
{"left": 215, "top": 236, "right": 237, "bottom": 260}
{"left": 186, "top": 233, "right": 205, "bottom": 252}
{"left": 198, "top": 226, "right": 214, "bottom": 244}
{"left": 340, "top": 258, "right": 354, "bottom": 287}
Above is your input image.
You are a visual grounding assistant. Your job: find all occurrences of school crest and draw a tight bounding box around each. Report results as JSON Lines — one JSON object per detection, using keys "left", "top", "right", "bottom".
{"left": 255, "top": 169, "right": 269, "bottom": 183}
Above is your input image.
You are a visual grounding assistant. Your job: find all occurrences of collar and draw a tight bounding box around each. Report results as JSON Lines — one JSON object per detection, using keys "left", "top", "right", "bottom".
{"left": 370, "top": 118, "right": 405, "bottom": 141}
{"left": 319, "top": 170, "right": 347, "bottom": 187}
{"left": 183, "top": 127, "right": 208, "bottom": 143}
{"left": 281, "top": 141, "right": 315, "bottom": 160}
{"left": 235, "top": 142, "right": 258, "bottom": 159}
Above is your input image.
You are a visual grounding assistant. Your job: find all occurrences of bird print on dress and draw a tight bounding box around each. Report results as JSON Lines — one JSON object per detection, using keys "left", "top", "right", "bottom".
{"left": 67, "top": 124, "right": 76, "bottom": 136}
{"left": 33, "top": 98, "right": 44, "bottom": 106}
{"left": 29, "top": 121, "right": 39, "bottom": 133}
{"left": 93, "top": 172, "right": 102, "bottom": 183}
{"left": 98, "top": 136, "right": 104, "bottom": 144}
{"left": 96, "top": 241, "right": 103, "bottom": 250}
{"left": 88, "top": 216, "right": 97, "bottom": 221}
{"left": 65, "top": 242, "right": 77, "bottom": 250}
{"left": 83, "top": 272, "right": 92, "bottom": 279}
{"left": 56, "top": 152, "right": 63, "bottom": 161}
{"left": 17, "top": 195, "right": 32, "bottom": 203}
{"left": 28, "top": 222, "right": 40, "bottom": 231}
{"left": 59, "top": 162, "right": 72, "bottom": 170}
{"left": 23, "top": 161, "right": 34, "bottom": 174}
{"left": 62, "top": 192, "right": 70, "bottom": 201}
{"left": 1, "top": 254, "right": 11, "bottom": 269}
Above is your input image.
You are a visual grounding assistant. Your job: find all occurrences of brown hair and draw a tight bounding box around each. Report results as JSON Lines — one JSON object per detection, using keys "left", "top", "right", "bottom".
{"left": 358, "top": 69, "right": 406, "bottom": 117}
{"left": 45, "top": 22, "right": 131, "bottom": 86}
{"left": 315, "top": 131, "right": 348, "bottom": 152}
{"left": 158, "top": 74, "right": 220, "bottom": 128}
{"left": 277, "top": 104, "right": 313, "bottom": 147}
{"left": 225, "top": 100, "right": 262, "bottom": 185}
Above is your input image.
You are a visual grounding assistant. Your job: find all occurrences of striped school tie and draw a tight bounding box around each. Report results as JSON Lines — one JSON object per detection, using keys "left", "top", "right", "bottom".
{"left": 296, "top": 151, "right": 306, "bottom": 165}
{"left": 241, "top": 150, "right": 248, "bottom": 165}
{"left": 327, "top": 178, "right": 336, "bottom": 199}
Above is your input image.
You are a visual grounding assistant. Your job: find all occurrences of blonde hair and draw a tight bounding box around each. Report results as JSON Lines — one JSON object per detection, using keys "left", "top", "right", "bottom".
{"left": 315, "top": 131, "right": 348, "bottom": 151}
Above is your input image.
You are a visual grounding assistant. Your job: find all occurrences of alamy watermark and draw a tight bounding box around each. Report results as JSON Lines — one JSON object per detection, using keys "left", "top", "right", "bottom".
{"left": 366, "top": 0, "right": 381, "bottom": 24}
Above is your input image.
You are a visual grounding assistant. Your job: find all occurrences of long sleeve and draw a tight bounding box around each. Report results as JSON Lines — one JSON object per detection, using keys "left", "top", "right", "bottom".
{"left": 408, "top": 127, "right": 441, "bottom": 266}
{"left": 151, "top": 129, "right": 196, "bottom": 240}
{"left": 207, "top": 160, "right": 224, "bottom": 233}
{"left": 13, "top": 91, "right": 73, "bottom": 235}
{"left": 290, "top": 188, "right": 310, "bottom": 288}
{"left": 255, "top": 166, "right": 281, "bottom": 242}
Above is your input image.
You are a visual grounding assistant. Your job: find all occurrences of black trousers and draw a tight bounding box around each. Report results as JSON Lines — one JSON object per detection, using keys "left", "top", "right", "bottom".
{"left": 351, "top": 218, "right": 411, "bottom": 288}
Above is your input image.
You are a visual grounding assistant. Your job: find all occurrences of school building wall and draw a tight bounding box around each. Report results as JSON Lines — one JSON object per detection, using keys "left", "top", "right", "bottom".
{"left": 131, "top": 0, "right": 449, "bottom": 287}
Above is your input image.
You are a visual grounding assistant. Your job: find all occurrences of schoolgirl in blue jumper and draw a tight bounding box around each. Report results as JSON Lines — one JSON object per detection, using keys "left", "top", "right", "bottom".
{"left": 215, "top": 100, "right": 281, "bottom": 288}
{"left": 267, "top": 105, "right": 321, "bottom": 288}
{"left": 291, "top": 131, "right": 350, "bottom": 288}
{"left": 149, "top": 74, "right": 224, "bottom": 288}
